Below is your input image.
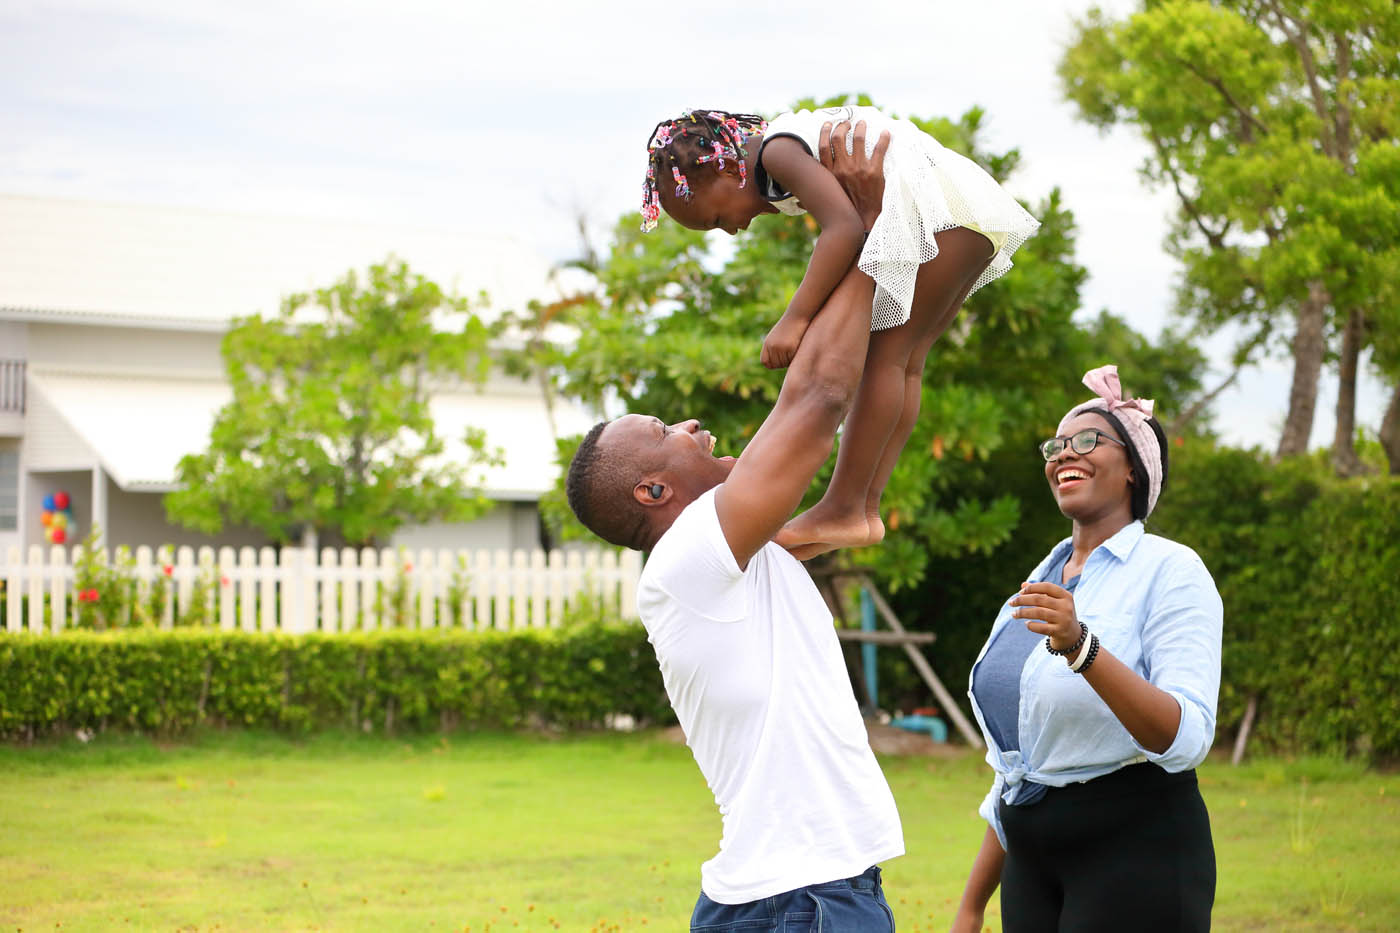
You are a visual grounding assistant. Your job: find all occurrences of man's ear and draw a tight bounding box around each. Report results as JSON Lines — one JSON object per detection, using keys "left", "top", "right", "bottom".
{"left": 634, "top": 479, "right": 670, "bottom": 506}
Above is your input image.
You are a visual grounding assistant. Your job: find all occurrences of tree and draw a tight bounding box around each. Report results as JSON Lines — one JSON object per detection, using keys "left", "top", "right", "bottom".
{"left": 165, "top": 258, "right": 500, "bottom": 547}
{"left": 540, "top": 93, "right": 1208, "bottom": 591}
{"left": 1377, "top": 299, "right": 1400, "bottom": 472}
{"left": 1059, "top": 0, "right": 1400, "bottom": 468}
{"left": 530, "top": 93, "right": 1213, "bottom": 715}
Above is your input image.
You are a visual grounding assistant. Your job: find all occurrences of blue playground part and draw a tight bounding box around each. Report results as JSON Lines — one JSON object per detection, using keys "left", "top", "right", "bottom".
{"left": 858, "top": 586, "right": 946, "bottom": 742}
{"left": 889, "top": 713, "right": 948, "bottom": 743}
{"left": 860, "top": 588, "right": 878, "bottom": 711}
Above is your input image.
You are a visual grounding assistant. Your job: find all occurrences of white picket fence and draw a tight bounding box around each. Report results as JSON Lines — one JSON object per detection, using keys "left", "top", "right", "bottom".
{"left": 0, "top": 544, "right": 642, "bottom": 635}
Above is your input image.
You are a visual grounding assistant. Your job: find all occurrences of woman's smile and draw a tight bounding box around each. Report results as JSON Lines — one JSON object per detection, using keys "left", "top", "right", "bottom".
{"left": 1054, "top": 466, "right": 1091, "bottom": 491}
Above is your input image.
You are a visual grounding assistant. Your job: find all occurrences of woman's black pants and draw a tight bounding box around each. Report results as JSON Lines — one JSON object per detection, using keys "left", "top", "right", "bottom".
{"left": 999, "top": 762, "right": 1216, "bottom": 932}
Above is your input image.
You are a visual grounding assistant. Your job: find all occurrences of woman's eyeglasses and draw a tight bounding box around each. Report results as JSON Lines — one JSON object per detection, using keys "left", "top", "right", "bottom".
{"left": 1039, "top": 428, "right": 1126, "bottom": 461}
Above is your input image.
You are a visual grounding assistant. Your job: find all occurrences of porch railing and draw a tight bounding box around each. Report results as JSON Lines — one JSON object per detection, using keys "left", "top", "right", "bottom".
{"left": 0, "top": 359, "right": 23, "bottom": 414}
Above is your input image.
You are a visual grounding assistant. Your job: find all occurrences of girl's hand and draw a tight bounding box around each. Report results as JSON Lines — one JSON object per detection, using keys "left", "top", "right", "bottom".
{"left": 761, "top": 316, "right": 810, "bottom": 369}
{"left": 1011, "top": 581, "right": 1081, "bottom": 652}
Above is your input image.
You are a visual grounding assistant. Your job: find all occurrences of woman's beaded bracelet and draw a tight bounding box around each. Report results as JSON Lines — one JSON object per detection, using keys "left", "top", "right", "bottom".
{"left": 1045, "top": 621, "right": 1089, "bottom": 657}
{"left": 1070, "top": 633, "right": 1101, "bottom": 674}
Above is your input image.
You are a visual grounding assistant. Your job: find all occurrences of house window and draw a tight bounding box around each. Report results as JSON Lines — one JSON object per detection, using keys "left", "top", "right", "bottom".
{"left": 0, "top": 449, "right": 16, "bottom": 530}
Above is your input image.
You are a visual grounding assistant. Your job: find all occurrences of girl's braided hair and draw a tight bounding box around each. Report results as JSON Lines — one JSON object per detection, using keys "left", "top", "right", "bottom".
{"left": 641, "top": 109, "right": 767, "bottom": 231}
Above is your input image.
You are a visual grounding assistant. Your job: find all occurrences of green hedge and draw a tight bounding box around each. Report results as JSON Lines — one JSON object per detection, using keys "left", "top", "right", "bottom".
{"left": 1152, "top": 446, "right": 1400, "bottom": 759}
{"left": 0, "top": 623, "right": 674, "bottom": 740}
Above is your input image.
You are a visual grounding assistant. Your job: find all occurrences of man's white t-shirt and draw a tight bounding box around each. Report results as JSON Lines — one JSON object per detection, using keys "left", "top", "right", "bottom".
{"left": 636, "top": 487, "right": 904, "bottom": 904}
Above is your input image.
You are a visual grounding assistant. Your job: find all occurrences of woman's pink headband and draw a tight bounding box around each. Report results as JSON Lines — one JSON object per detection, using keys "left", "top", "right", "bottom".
{"left": 1057, "top": 364, "right": 1164, "bottom": 517}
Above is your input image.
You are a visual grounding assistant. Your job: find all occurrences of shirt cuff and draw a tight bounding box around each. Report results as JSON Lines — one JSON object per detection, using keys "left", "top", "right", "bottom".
{"left": 1138, "top": 689, "right": 1211, "bottom": 771}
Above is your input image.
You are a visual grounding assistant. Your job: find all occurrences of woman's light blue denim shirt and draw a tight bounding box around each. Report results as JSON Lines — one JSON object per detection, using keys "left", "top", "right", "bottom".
{"left": 967, "top": 521, "right": 1223, "bottom": 849}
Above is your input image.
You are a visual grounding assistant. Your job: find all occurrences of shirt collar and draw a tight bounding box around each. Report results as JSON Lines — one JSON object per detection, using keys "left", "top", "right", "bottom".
{"left": 1040, "top": 520, "right": 1144, "bottom": 578}
{"left": 1101, "top": 520, "right": 1145, "bottom": 562}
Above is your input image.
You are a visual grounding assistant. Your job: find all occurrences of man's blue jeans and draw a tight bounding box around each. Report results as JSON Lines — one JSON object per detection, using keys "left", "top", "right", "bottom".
{"left": 689, "top": 865, "right": 895, "bottom": 932}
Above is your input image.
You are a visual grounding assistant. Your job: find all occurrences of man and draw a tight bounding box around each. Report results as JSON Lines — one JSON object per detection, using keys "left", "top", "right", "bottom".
{"left": 566, "top": 123, "right": 903, "bottom": 930}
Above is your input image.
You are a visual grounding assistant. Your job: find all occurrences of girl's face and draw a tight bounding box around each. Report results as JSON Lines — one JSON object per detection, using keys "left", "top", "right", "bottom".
{"left": 662, "top": 165, "right": 774, "bottom": 235}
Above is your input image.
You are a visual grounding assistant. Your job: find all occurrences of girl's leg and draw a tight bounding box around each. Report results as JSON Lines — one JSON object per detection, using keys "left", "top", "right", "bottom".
{"left": 860, "top": 250, "right": 987, "bottom": 517}
{"left": 778, "top": 227, "right": 992, "bottom": 557}
{"left": 775, "top": 319, "right": 919, "bottom": 552}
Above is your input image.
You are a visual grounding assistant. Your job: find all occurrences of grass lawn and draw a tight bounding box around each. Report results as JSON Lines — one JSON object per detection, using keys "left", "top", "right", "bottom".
{"left": 1, "top": 730, "right": 1396, "bottom": 932}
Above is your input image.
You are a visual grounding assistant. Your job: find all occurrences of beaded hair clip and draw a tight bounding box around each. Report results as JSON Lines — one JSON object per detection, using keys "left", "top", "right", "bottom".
{"left": 671, "top": 166, "right": 692, "bottom": 200}
{"left": 641, "top": 163, "right": 662, "bottom": 231}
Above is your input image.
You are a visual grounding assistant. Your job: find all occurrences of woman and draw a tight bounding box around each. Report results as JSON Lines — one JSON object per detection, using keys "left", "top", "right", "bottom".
{"left": 951, "top": 364, "right": 1222, "bottom": 933}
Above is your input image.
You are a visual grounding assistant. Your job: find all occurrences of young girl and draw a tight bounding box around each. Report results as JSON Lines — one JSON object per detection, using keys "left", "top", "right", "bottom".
{"left": 641, "top": 105, "right": 1040, "bottom": 558}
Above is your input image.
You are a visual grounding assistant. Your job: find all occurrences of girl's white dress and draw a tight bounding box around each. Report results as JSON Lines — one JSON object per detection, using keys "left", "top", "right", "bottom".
{"left": 755, "top": 105, "right": 1041, "bottom": 331}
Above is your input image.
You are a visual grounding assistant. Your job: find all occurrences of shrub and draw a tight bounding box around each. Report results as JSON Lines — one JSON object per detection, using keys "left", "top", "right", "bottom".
{"left": 66, "top": 529, "right": 182, "bottom": 630}
{"left": 0, "top": 623, "right": 673, "bottom": 740}
{"left": 1153, "top": 444, "right": 1400, "bottom": 759}
{"left": 72, "top": 528, "right": 140, "bottom": 630}
{"left": 882, "top": 439, "right": 1399, "bottom": 761}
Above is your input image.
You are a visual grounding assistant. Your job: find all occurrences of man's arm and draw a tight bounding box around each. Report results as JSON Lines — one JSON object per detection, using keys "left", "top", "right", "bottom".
{"left": 715, "top": 122, "right": 890, "bottom": 568}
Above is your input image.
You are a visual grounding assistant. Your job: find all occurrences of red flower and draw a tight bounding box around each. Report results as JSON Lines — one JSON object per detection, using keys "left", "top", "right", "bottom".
{"left": 220, "top": 576, "right": 231, "bottom": 587}
{"left": 162, "top": 565, "right": 174, "bottom": 576}
{"left": 403, "top": 563, "right": 413, "bottom": 573}
{"left": 88, "top": 589, "right": 99, "bottom": 602}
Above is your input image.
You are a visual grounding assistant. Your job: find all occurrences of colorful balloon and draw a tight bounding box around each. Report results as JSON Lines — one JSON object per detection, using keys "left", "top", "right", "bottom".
{"left": 51, "top": 512, "right": 68, "bottom": 530}
{"left": 51, "top": 527, "right": 67, "bottom": 544}
{"left": 40, "top": 510, "right": 53, "bottom": 527}
{"left": 53, "top": 491, "right": 70, "bottom": 510}
{"left": 42, "top": 494, "right": 55, "bottom": 511}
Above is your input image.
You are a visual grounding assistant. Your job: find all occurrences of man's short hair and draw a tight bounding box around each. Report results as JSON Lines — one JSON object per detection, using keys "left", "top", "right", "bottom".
{"left": 565, "top": 421, "right": 649, "bottom": 550}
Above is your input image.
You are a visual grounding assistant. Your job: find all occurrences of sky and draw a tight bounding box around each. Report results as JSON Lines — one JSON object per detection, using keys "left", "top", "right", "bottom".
{"left": 0, "top": 0, "right": 1387, "bottom": 450}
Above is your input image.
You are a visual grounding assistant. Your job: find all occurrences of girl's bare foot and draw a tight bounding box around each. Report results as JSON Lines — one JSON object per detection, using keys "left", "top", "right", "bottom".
{"left": 774, "top": 504, "right": 885, "bottom": 555}
{"left": 787, "top": 540, "right": 844, "bottom": 561}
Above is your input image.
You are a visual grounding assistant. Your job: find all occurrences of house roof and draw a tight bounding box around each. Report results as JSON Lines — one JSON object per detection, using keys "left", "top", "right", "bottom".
{"left": 29, "top": 369, "right": 231, "bottom": 489}
{"left": 28, "top": 367, "right": 593, "bottom": 498}
{"left": 0, "top": 194, "right": 559, "bottom": 329}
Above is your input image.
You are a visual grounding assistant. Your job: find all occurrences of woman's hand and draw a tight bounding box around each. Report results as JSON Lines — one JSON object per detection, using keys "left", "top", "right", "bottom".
{"left": 818, "top": 119, "right": 890, "bottom": 229}
{"left": 1012, "top": 581, "right": 1082, "bottom": 653}
{"left": 760, "top": 315, "right": 810, "bottom": 369}
{"left": 948, "top": 907, "right": 985, "bottom": 933}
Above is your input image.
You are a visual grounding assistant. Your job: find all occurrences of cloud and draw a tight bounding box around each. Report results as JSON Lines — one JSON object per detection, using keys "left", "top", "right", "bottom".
{"left": 0, "top": 0, "right": 1387, "bottom": 445}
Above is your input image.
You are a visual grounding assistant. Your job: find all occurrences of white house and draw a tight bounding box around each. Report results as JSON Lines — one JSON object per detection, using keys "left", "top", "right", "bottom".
{"left": 0, "top": 194, "right": 599, "bottom": 557}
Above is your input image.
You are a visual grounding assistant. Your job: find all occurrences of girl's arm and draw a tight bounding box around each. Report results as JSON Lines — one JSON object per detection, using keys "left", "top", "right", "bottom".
{"left": 757, "top": 135, "right": 867, "bottom": 368}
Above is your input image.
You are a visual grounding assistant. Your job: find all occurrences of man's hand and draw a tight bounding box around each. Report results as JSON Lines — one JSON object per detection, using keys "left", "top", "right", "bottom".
{"left": 818, "top": 120, "right": 890, "bottom": 229}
